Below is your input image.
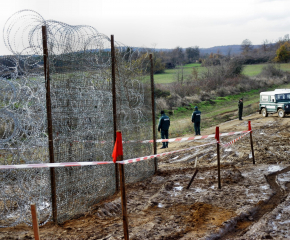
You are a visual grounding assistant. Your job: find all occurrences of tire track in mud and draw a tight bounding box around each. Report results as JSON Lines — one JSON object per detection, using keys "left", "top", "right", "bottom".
{"left": 218, "top": 166, "right": 290, "bottom": 240}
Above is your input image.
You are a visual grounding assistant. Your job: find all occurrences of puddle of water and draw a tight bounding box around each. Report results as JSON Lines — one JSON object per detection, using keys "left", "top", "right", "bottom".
{"left": 194, "top": 187, "right": 206, "bottom": 193}
{"left": 225, "top": 148, "right": 232, "bottom": 152}
{"left": 169, "top": 184, "right": 184, "bottom": 197}
{"left": 271, "top": 221, "right": 278, "bottom": 231}
{"left": 282, "top": 205, "right": 290, "bottom": 213}
{"left": 171, "top": 154, "right": 195, "bottom": 163}
{"left": 197, "top": 176, "right": 205, "bottom": 179}
{"left": 277, "top": 174, "right": 290, "bottom": 182}
{"left": 278, "top": 220, "right": 290, "bottom": 225}
{"left": 261, "top": 185, "right": 269, "bottom": 190}
{"left": 268, "top": 165, "right": 284, "bottom": 172}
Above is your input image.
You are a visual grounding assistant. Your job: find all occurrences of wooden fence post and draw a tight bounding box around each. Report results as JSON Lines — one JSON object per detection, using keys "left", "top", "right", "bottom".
{"left": 248, "top": 121, "right": 255, "bottom": 164}
{"left": 186, "top": 169, "right": 199, "bottom": 189}
{"left": 41, "top": 25, "right": 57, "bottom": 223}
{"left": 149, "top": 54, "right": 157, "bottom": 173}
{"left": 111, "top": 35, "right": 119, "bottom": 192}
{"left": 216, "top": 126, "right": 221, "bottom": 189}
{"left": 31, "top": 204, "right": 40, "bottom": 240}
{"left": 115, "top": 131, "right": 129, "bottom": 240}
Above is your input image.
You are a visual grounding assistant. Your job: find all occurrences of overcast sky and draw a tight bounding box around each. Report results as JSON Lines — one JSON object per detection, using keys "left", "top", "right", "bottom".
{"left": 1, "top": 0, "right": 290, "bottom": 55}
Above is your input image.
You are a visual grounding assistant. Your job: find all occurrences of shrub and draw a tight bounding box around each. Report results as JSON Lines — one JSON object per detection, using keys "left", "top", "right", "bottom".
{"left": 259, "top": 64, "right": 283, "bottom": 78}
{"left": 155, "top": 98, "right": 169, "bottom": 111}
{"left": 155, "top": 88, "right": 170, "bottom": 98}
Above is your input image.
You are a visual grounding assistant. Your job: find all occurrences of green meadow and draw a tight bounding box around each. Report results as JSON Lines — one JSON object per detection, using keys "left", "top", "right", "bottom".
{"left": 243, "top": 63, "right": 290, "bottom": 76}
{"left": 151, "top": 62, "right": 290, "bottom": 84}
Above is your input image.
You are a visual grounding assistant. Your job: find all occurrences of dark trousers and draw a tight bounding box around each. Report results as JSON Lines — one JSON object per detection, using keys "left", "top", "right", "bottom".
{"left": 194, "top": 122, "right": 200, "bottom": 135}
{"left": 239, "top": 109, "right": 243, "bottom": 120}
{"left": 161, "top": 130, "right": 169, "bottom": 148}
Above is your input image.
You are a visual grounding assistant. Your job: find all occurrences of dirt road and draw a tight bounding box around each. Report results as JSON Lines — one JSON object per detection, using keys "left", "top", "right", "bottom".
{"left": 1, "top": 112, "right": 290, "bottom": 239}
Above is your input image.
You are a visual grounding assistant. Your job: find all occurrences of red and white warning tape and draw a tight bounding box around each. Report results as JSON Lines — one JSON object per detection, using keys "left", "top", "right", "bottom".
{"left": 0, "top": 130, "right": 251, "bottom": 169}
{"left": 0, "top": 142, "right": 216, "bottom": 169}
{"left": 118, "top": 142, "right": 217, "bottom": 164}
{"left": 144, "top": 130, "right": 250, "bottom": 143}
{"left": 220, "top": 131, "right": 251, "bottom": 148}
{"left": 0, "top": 161, "right": 113, "bottom": 169}
{"left": 59, "top": 130, "right": 250, "bottom": 144}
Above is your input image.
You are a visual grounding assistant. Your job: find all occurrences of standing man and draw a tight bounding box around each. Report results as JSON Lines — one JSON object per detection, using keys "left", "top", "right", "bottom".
{"left": 192, "top": 106, "right": 201, "bottom": 135}
{"left": 238, "top": 98, "right": 243, "bottom": 120}
{"left": 158, "top": 110, "right": 170, "bottom": 149}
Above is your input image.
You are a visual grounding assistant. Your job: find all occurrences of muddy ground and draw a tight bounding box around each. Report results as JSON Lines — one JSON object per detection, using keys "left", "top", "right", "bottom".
{"left": 1, "top": 112, "right": 290, "bottom": 240}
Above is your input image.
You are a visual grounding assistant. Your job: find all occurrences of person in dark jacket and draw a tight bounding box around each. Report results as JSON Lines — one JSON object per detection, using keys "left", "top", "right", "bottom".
{"left": 192, "top": 106, "right": 201, "bottom": 135}
{"left": 238, "top": 98, "right": 243, "bottom": 120}
{"left": 158, "top": 110, "right": 170, "bottom": 149}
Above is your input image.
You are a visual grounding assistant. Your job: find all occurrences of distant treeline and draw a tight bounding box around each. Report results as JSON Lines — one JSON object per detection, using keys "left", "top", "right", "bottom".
{"left": 1, "top": 34, "right": 290, "bottom": 78}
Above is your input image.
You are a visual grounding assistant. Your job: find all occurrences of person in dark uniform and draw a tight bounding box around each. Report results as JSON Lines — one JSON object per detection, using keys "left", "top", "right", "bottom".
{"left": 158, "top": 110, "right": 170, "bottom": 149}
{"left": 238, "top": 98, "right": 243, "bottom": 120}
{"left": 192, "top": 106, "right": 201, "bottom": 135}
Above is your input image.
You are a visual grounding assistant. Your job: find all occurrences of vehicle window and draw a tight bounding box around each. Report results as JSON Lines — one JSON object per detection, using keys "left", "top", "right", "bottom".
{"left": 276, "top": 94, "right": 290, "bottom": 100}
{"left": 261, "top": 95, "right": 268, "bottom": 101}
{"left": 276, "top": 94, "right": 284, "bottom": 100}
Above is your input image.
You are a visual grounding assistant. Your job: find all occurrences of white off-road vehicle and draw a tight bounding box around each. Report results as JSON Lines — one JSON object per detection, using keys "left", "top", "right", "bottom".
{"left": 259, "top": 89, "right": 290, "bottom": 118}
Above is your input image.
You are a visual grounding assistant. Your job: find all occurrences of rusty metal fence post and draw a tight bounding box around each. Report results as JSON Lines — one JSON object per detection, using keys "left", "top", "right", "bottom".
{"left": 149, "top": 54, "right": 157, "bottom": 173}
{"left": 111, "top": 35, "right": 119, "bottom": 192}
{"left": 41, "top": 26, "right": 57, "bottom": 223}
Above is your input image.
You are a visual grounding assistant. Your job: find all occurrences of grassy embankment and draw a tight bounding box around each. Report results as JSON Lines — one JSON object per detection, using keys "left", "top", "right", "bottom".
{"left": 152, "top": 63, "right": 290, "bottom": 138}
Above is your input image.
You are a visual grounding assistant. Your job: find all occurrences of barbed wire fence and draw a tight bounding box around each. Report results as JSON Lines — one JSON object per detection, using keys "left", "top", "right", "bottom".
{"left": 0, "top": 10, "right": 155, "bottom": 226}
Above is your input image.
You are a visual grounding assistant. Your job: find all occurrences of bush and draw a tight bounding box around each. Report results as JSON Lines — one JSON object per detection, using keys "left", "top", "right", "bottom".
{"left": 225, "top": 59, "right": 244, "bottom": 77}
{"left": 201, "top": 58, "right": 221, "bottom": 66}
{"left": 155, "top": 98, "right": 169, "bottom": 111}
{"left": 259, "top": 64, "right": 283, "bottom": 78}
{"left": 155, "top": 88, "right": 170, "bottom": 98}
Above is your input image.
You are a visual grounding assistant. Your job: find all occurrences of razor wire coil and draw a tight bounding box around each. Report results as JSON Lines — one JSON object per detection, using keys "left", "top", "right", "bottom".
{"left": 0, "top": 10, "right": 154, "bottom": 227}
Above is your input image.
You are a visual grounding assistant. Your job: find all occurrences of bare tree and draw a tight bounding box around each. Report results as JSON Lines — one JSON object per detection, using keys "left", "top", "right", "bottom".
{"left": 171, "top": 47, "right": 185, "bottom": 65}
{"left": 241, "top": 39, "right": 253, "bottom": 54}
{"left": 261, "top": 39, "right": 270, "bottom": 52}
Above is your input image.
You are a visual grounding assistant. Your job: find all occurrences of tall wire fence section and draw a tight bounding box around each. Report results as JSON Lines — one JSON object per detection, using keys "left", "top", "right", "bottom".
{"left": 0, "top": 10, "right": 155, "bottom": 226}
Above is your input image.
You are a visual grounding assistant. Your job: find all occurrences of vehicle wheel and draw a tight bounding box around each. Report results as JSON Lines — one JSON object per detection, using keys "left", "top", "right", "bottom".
{"left": 278, "top": 109, "right": 285, "bottom": 118}
{"left": 262, "top": 108, "right": 268, "bottom": 117}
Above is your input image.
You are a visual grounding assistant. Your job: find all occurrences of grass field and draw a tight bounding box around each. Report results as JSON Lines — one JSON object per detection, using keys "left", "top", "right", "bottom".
{"left": 243, "top": 63, "right": 290, "bottom": 76}
{"left": 150, "top": 62, "right": 290, "bottom": 84}
{"left": 149, "top": 64, "right": 207, "bottom": 84}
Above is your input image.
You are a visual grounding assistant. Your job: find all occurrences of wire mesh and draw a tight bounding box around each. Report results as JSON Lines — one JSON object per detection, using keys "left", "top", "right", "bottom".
{"left": 0, "top": 10, "right": 154, "bottom": 226}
